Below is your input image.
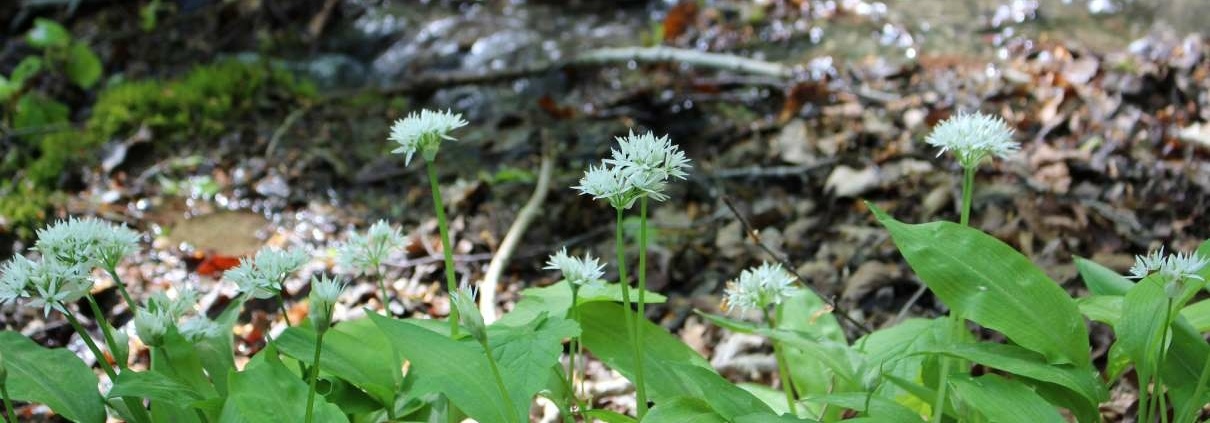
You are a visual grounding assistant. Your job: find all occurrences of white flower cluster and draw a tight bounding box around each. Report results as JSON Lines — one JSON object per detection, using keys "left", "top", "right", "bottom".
{"left": 1128, "top": 247, "right": 1208, "bottom": 297}
{"left": 338, "top": 220, "right": 405, "bottom": 275}
{"left": 924, "top": 112, "right": 1019, "bottom": 168}
{"left": 224, "top": 247, "right": 309, "bottom": 299}
{"left": 723, "top": 262, "right": 798, "bottom": 314}
{"left": 134, "top": 284, "right": 222, "bottom": 345}
{"left": 544, "top": 247, "right": 605, "bottom": 288}
{"left": 574, "top": 130, "right": 692, "bottom": 209}
{"left": 389, "top": 109, "right": 469, "bottom": 166}
{"left": 0, "top": 218, "right": 142, "bottom": 316}
{"left": 309, "top": 275, "right": 345, "bottom": 332}
{"left": 35, "top": 217, "right": 141, "bottom": 270}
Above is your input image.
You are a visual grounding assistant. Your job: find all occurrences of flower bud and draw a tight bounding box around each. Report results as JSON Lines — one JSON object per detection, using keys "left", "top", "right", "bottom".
{"left": 112, "top": 330, "right": 130, "bottom": 368}
{"left": 451, "top": 287, "right": 486, "bottom": 344}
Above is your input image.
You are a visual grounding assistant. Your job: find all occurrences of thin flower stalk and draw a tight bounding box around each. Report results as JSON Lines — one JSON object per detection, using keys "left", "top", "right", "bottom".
{"left": 613, "top": 208, "right": 639, "bottom": 405}
{"left": 633, "top": 196, "right": 650, "bottom": 417}
{"left": 84, "top": 294, "right": 127, "bottom": 370}
{"left": 763, "top": 307, "right": 797, "bottom": 415}
{"left": 427, "top": 161, "right": 460, "bottom": 337}
{"left": 64, "top": 307, "right": 151, "bottom": 423}
{"left": 305, "top": 275, "right": 343, "bottom": 423}
{"left": 545, "top": 248, "right": 604, "bottom": 406}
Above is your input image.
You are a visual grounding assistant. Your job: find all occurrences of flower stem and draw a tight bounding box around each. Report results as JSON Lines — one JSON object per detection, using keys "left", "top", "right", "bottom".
{"left": 567, "top": 287, "right": 578, "bottom": 399}
{"left": 104, "top": 267, "right": 137, "bottom": 312}
{"left": 960, "top": 166, "right": 975, "bottom": 227}
{"left": 376, "top": 264, "right": 391, "bottom": 313}
{"left": 614, "top": 207, "right": 640, "bottom": 415}
{"left": 481, "top": 339, "right": 518, "bottom": 423}
{"left": 64, "top": 309, "right": 151, "bottom": 423}
{"left": 426, "top": 160, "right": 460, "bottom": 338}
{"left": 634, "top": 196, "right": 650, "bottom": 417}
{"left": 84, "top": 294, "right": 125, "bottom": 370}
{"left": 0, "top": 383, "right": 15, "bottom": 423}
{"left": 764, "top": 308, "right": 798, "bottom": 416}
{"left": 304, "top": 330, "right": 326, "bottom": 423}
{"left": 276, "top": 293, "right": 293, "bottom": 326}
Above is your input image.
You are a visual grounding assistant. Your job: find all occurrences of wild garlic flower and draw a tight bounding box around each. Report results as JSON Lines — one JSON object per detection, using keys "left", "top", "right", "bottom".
{"left": 134, "top": 308, "right": 173, "bottom": 346}
{"left": 225, "top": 247, "right": 308, "bottom": 299}
{"left": 338, "top": 220, "right": 405, "bottom": 274}
{"left": 544, "top": 247, "right": 605, "bottom": 288}
{"left": 604, "top": 130, "right": 692, "bottom": 182}
{"left": 574, "top": 164, "right": 643, "bottom": 209}
{"left": 178, "top": 316, "right": 224, "bottom": 342}
{"left": 723, "top": 262, "right": 797, "bottom": 314}
{"left": 309, "top": 275, "right": 345, "bottom": 332}
{"left": 145, "top": 284, "right": 199, "bottom": 319}
{"left": 389, "top": 109, "right": 469, "bottom": 166}
{"left": 12, "top": 257, "right": 92, "bottom": 317}
{"left": 924, "top": 112, "right": 1019, "bottom": 169}
{"left": 451, "top": 286, "right": 486, "bottom": 343}
{"left": 34, "top": 217, "right": 141, "bottom": 270}
{"left": 0, "top": 256, "right": 35, "bottom": 305}
{"left": 1128, "top": 247, "right": 1208, "bottom": 297}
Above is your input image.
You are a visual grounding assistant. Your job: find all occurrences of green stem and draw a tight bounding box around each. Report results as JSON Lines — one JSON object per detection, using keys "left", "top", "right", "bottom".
{"left": 426, "top": 160, "right": 460, "bottom": 338}
{"left": 634, "top": 196, "right": 650, "bottom": 417}
{"left": 568, "top": 287, "right": 578, "bottom": 401}
{"left": 575, "top": 297, "right": 586, "bottom": 407}
{"left": 764, "top": 308, "right": 798, "bottom": 416}
{"left": 305, "top": 330, "right": 326, "bottom": 423}
{"left": 614, "top": 207, "right": 640, "bottom": 416}
{"left": 376, "top": 263, "right": 391, "bottom": 313}
{"left": 0, "top": 383, "right": 17, "bottom": 423}
{"left": 959, "top": 166, "right": 975, "bottom": 226}
{"left": 64, "top": 309, "right": 151, "bottom": 423}
{"left": 84, "top": 294, "right": 125, "bottom": 370}
{"left": 1184, "top": 347, "right": 1210, "bottom": 423}
{"left": 105, "top": 267, "right": 137, "bottom": 312}
{"left": 481, "top": 340, "right": 518, "bottom": 423}
{"left": 276, "top": 293, "right": 293, "bottom": 326}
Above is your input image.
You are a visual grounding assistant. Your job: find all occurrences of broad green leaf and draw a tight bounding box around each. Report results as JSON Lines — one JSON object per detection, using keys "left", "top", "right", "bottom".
{"left": 917, "top": 342, "right": 1106, "bottom": 418}
{"left": 853, "top": 318, "right": 943, "bottom": 411}
{"left": 497, "top": 281, "right": 665, "bottom": 327}
{"left": 26, "top": 18, "right": 71, "bottom": 48}
{"left": 487, "top": 313, "right": 579, "bottom": 418}
{"left": 66, "top": 42, "right": 102, "bottom": 89}
{"left": 643, "top": 397, "right": 728, "bottom": 423}
{"left": 276, "top": 318, "right": 402, "bottom": 406}
{"left": 1076, "top": 295, "right": 1121, "bottom": 325}
{"left": 370, "top": 314, "right": 518, "bottom": 423}
{"left": 579, "top": 302, "right": 776, "bottom": 419}
{"left": 0, "top": 75, "right": 15, "bottom": 101}
{"left": 871, "top": 206, "right": 1090, "bottom": 365}
{"left": 1182, "top": 298, "right": 1210, "bottom": 332}
{"left": 1117, "top": 275, "right": 1168, "bottom": 383}
{"left": 758, "top": 326, "right": 861, "bottom": 388}
{"left": 738, "top": 383, "right": 792, "bottom": 415}
{"left": 219, "top": 345, "right": 347, "bottom": 423}
{"left": 778, "top": 290, "right": 847, "bottom": 418}
{"left": 1104, "top": 341, "right": 1130, "bottom": 381}
{"left": 1074, "top": 256, "right": 1133, "bottom": 295}
{"left": 0, "top": 331, "right": 106, "bottom": 423}
{"left": 109, "top": 370, "right": 204, "bottom": 412}
{"left": 150, "top": 330, "right": 218, "bottom": 422}
{"left": 948, "top": 374, "right": 1064, "bottom": 423}
{"left": 802, "top": 393, "right": 924, "bottom": 421}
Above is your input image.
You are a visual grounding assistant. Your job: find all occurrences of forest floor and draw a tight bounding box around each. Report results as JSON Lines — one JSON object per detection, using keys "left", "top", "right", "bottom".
{"left": 2, "top": 0, "right": 1209, "bottom": 421}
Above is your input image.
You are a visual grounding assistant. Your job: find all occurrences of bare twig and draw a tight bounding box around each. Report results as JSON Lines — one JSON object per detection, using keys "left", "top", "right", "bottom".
{"left": 338, "top": 46, "right": 796, "bottom": 98}
{"left": 266, "top": 106, "right": 310, "bottom": 157}
{"left": 893, "top": 282, "right": 929, "bottom": 324}
{"left": 479, "top": 153, "right": 554, "bottom": 323}
{"left": 719, "top": 194, "right": 873, "bottom": 336}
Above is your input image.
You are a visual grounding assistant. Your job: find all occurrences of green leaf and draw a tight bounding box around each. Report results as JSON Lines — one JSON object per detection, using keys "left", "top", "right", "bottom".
{"left": 948, "top": 374, "right": 1065, "bottom": 423}
{"left": 14, "top": 93, "right": 69, "bottom": 130}
{"left": 66, "top": 42, "right": 102, "bottom": 89}
{"left": 487, "top": 312, "right": 579, "bottom": 418}
{"left": 11, "top": 57, "right": 44, "bottom": 85}
{"left": 777, "top": 290, "right": 847, "bottom": 410}
{"left": 870, "top": 205, "right": 1090, "bottom": 365}
{"left": 109, "top": 370, "right": 205, "bottom": 412}
{"left": 276, "top": 318, "right": 402, "bottom": 407}
{"left": 0, "top": 75, "right": 15, "bottom": 101}
{"left": 802, "top": 393, "right": 925, "bottom": 421}
{"left": 1117, "top": 275, "right": 1169, "bottom": 382}
{"left": 643, "top": 397, "right": 728, "bottom": 423}
{"left": 370, "top": 314, "right": 518, "bottom": 423}
{"left": 150, "top": 330, "right": 218, "bottom": 422}
{"left": 758, "top": 326, "right": 861, "bottom": 388}
{"left": 916, "top": 342, "right": 1106, "bottom": 418}
{"left": 1076, "top": 295, "right": 1121, "bottom": 325}
{"left": 0, "top": 332, "right": 106, "bottom": 423}
{"left": 579, "top": 302, "right": 776, "bottom": 419}
{"left": 26, "top": 18, "right": 71, "bottom": 49}
{"left": 497, "top": 280, "right": 665, "bottom": 327}
{"left": 1074, "top": 256, "right": 1133, "bottom": 296}
{"left": 582, "top": 409, "right": 637, "bottom": 423}
{"left": 219, "top": 345, "right": 348, "bottom": 422}
{"left": 1181, "top": 299, "right": 1210, "bottom": 332}
{"left": 853, "top": 318, "right": 944, "bottom": 412}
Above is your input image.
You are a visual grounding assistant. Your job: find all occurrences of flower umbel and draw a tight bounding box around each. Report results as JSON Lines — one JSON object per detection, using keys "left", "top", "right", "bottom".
{"left": 604, "top": 130, "right": 692, "bottom": 182}
{"left": 924, "top": 111, "right": 1019, "bottom": 168}
{"left": 34, "top": 217, "right": 141, "bottom": 270}
{"left": 723, "top": 262, "right": 797, "bottom": 314}
{"left": 1128, "top": 247, "right": 1208, "bottom": 297}
{"left": 544, "top": 247, "right": 605, "bottom": 288}
{"left": 388, "top": 109, "right": 469, "bottom": 166}
{"left": 225, "top": 247, "right": 308, "bottom": 299}
{"left": 309, "top": 275, "right": 345, "bottom": 332}
{"left": 338, "top": 220, "right": 405, "bottom": 274}
{"left": 134, "top": 308, "right": 173, "bottom": 347}
{"left": 574, "top": 164, "right": 645, "bottom": 209}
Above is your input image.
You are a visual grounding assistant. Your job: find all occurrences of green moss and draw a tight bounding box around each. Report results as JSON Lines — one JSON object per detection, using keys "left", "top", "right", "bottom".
{"left": 0, "top": 181, "right": 56, "bottom": 238}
